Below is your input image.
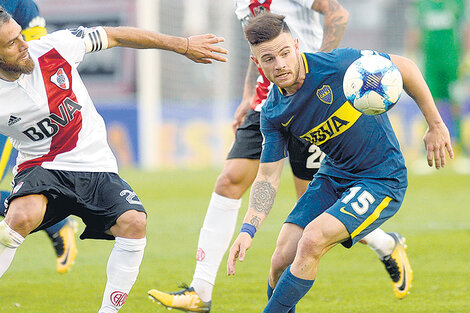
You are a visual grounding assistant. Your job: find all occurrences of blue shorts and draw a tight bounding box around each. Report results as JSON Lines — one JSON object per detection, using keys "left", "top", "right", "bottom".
{"left": 285, "top": 174, "right": 406, "bottom": 248}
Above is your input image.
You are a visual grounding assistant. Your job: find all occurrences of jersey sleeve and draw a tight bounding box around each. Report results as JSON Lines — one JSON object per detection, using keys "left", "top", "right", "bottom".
{"left": 292, "top": 0, "right": 315, "bottom": 9}
{"left": 234, "top": 0, "right": 252, "bottom": 27}
{"left": 260, "top": 111, "right": 288, "bottom": 163}
{"left": 43, "top": 26, "right": 109, "bottom": 67}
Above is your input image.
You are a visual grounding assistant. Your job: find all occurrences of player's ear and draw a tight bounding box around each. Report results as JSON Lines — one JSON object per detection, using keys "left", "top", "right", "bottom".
{"left": 294, "top": 38, "right": 299, "bottom": 50}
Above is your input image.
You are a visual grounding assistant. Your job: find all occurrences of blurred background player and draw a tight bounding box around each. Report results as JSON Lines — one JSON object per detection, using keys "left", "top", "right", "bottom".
{"left": 0, "top": 0, "right": 77, "bottom": 274}
{"left": 407, "top": 0, "right": 469, "bottom": 172}
{"left": 148, "top": 0, "right": 412, "bottom": 311}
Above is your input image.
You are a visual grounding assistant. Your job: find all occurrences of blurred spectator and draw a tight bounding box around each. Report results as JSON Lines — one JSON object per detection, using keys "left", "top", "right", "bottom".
{"left": 406, "top": 0, "right": 469, "bottom": 160}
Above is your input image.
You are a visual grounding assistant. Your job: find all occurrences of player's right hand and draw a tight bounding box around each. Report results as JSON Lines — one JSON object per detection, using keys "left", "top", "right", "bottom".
{"left": 227, "top": 232, "right": 253, "bottom": 276}
{"left": 184, "top": 34, "right": 228, "bottom": 64}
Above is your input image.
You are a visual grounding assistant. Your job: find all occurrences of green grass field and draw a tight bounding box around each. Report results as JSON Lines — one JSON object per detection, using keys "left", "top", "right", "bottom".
{"left": 1, "top": 167, "right": 469, "bottom": 313}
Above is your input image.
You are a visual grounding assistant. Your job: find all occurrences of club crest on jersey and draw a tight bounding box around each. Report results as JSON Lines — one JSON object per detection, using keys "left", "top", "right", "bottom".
{"left": 250, "top": 0, "right": 272, "bottom": 16}
{"left": 50, "top": 68, "right": 70, "bottom": 90}
{"left": 317, "top": 85, "right": 333, "bottom": 104}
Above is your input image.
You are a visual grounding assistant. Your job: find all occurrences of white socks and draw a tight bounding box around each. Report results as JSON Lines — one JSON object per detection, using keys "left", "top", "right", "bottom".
{"left": 191, "top": 192, "right": 241, "bottom": 302}
{"left": 0, "top": 220, "right": 24, "bottom": 277}
{"left": 362, "top": 228, "right": 395, "bottom": 259}
{"left": 98, "top": 237, "right": 146, "bottom": 313}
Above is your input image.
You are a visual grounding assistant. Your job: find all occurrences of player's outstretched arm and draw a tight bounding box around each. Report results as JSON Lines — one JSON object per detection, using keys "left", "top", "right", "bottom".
{"left": 390, "top": 54, "right": 454, "bottom": 169}
{"left": 312, "top": 0, "right": 349, "bottom": 52}
{"left": 103, "top": 26, "right": 228, "bottom": 64}
{"left": 227, "top": 159, "right": 284, "bottom": 276}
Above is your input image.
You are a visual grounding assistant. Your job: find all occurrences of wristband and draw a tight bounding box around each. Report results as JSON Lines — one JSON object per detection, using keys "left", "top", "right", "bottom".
{"left": 240, "top": 223, "right": 257, "bottom": 239}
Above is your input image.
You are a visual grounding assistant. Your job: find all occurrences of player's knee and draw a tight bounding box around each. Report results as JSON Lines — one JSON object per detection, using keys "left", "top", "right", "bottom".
{"left": 114, "top": 210, "right": 147, "bottom": 238}
{"left": 214, "top": 171, "right": 243, "bottom": 198}
{"left": 5, "top": 196, "right": 46, "bottom": 236}
{"left": 297, "top": 234, "right": 324, "bottom": 260}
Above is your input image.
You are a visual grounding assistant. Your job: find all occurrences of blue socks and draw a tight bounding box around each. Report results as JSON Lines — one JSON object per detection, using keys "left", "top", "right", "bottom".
{"left": 263, "top": 266, "right": 314, "bottom": 313}
{"left": 267, "top": 281, "right": 296, "bottom": 313}
{"left": 267, "top": 281, "right": 274, "bottom": 299}
{"left": 44, "top": 218, "right": 67, "bottom": 236}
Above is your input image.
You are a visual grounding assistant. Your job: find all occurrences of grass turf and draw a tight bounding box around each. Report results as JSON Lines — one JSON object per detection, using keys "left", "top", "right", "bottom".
{"left": 0, "top": 167, "right": 469, "bottom": 312}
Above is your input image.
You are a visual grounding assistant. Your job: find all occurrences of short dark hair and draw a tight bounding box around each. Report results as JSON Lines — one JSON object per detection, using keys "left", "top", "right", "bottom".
{"left": 0, "top": 6, "right": 12, "bottom": 25}
{"left": 244, "top": 12, "right": 291, "bottom": 46}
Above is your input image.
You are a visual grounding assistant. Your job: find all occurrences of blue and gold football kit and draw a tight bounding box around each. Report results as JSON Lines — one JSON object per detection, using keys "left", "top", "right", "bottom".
{"left": 260, "top": 48, "right": 408, "bottom": 247}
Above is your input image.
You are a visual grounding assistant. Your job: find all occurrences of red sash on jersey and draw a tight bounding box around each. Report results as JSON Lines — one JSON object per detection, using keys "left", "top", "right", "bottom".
{"left": 17, "top": 49, "right": 82, "bottom": 172}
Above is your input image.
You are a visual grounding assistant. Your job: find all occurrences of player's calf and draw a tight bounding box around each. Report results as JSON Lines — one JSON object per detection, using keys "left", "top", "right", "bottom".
{"left": 99, "top": 236, "right": 147, "bottom": 312}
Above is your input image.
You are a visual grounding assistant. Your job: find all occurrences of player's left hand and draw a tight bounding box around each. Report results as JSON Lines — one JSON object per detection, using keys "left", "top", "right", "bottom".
{"left": 423, "top": 122, "right": 454, "bottom": 169}
{"left": 184, "top": 34, "right": 228, "bottom": 64}
{"left": 227, "top": 232, "right": 253, "bottom": 276}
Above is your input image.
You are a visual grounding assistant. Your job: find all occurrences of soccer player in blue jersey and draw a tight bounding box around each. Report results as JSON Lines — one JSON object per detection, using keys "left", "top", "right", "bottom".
{"left": 0, "top": 0, "right": 77, "bottom": 274}
{"left": 227, "top": 12, "right": 453, "bottom": 312}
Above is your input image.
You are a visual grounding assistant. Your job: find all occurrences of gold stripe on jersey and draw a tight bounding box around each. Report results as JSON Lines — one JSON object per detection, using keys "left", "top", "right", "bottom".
{"left": 299, "top": 102, "right": 362, "bottom": 146}
{"left": 301, "top": 53, "right": 309, "bottom": 73}
{"left": 0, "top": 140, "right": 13, "bottom": 181}
{"left": 351, "top": 196, "right": 392, "bottom": 239}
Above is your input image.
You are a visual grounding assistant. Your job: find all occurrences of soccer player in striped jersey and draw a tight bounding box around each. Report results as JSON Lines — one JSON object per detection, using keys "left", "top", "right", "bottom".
{"left": 0, "top": 6, "right": 227, "bottom": 312}
{"left": 0, "top": 0, "right": 78, "bottom": 274}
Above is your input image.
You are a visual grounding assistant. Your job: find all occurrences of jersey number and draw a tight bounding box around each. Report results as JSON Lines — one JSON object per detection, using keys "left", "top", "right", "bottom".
{"left": 341, "top": 186, "right": 375, "bottom": 215}
{"left": 306, "top": 144, "right": 325, "bottom": 169}
{"left": 120, "top": 190, "right": 142, "bottom": 205}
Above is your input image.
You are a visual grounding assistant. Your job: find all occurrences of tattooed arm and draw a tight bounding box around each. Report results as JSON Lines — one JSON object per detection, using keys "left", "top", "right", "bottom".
{"left": 312, "top": 0, "right": 349, "bottom": 52}
{"left": 232, "top": 59, "right": 259, "bottom": 133}
{"left": 227, "top": 159, "right": 285, "bottom": 275}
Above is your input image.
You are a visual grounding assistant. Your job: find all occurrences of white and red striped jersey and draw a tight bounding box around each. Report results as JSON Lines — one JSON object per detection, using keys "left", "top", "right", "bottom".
{"left": 234, "top": 0, "right": 323, "bottom": 111}
{"left": 0, "top": 28, "right": 118, "bottom": 175}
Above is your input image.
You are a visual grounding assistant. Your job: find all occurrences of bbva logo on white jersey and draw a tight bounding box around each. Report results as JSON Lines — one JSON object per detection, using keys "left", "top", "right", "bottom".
{"left": 50, "top": 68, "right": 70, "bottom": 90}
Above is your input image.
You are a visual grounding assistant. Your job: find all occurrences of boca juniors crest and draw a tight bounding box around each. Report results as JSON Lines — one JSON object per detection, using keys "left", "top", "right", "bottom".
{"left": 50, "top": 68, "right": 70, "bottom": 90}
{"left": 317, "top": 85, "right": 333, "bottom": 105}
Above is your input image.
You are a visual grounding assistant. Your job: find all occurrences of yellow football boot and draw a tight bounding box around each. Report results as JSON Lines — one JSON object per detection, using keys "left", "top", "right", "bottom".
{"left": 51, "top": 218, "right": 78, "bottom": 274}
{"left": 148, "top": 285, "right": 211, "bottom": 312}
{"left": 381, "top": 232, "right": 413, "bottom": 299}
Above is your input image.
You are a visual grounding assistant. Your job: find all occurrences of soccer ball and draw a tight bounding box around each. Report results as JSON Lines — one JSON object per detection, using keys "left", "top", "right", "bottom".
{"left": 343, "top": 54, "right": 403, "bottom": 115}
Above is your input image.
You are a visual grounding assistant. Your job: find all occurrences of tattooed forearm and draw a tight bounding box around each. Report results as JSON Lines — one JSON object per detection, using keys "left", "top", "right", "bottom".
{"left": 315, "top": 0, "right": 349, "bottom": 52}
{"left": 320, "top": 16, "right": 348, "bottom": 52}
{"left": 250, "top": 181, "right": 276, "bottom": 215}
{"left": 249, "top": 215, "right": 261, "bottom": 228}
